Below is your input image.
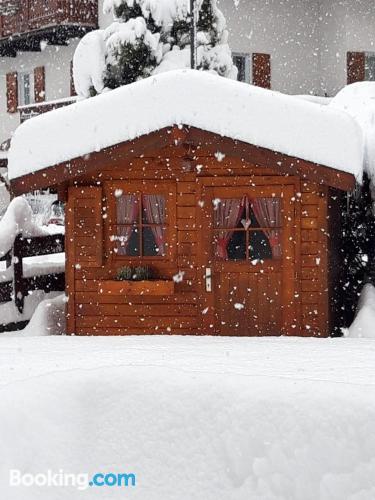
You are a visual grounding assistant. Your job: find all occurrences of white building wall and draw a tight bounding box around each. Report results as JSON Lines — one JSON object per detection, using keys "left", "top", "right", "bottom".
{"left": 319, "top": 0, "right": 375, "bottom": 96}
{"left": 0, "top": 40, "right": 79, "bottom": 143}
{"left": 218, "top": 0, "right": 322, "bottom": 95}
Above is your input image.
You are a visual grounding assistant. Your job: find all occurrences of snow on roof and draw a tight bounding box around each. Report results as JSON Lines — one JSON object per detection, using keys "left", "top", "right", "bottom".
{"left": 8, "top": 70, "right": 364, "bottom": 181}
{"left": 330, "top": 82, "right": 375, "bottom": 181}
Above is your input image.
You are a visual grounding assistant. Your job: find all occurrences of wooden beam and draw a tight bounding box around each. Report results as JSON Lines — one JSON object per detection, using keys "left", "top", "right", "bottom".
{"left": 10, "top": 126, "right": 356, "bottom": 195}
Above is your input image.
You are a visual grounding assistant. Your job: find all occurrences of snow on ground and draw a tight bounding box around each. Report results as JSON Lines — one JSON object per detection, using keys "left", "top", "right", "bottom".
{"left": 0, "top": 335, "right": 375, "bottom": 500}
{"left": 0, "top": 291, "right": 62, "bottom": 327}
{"left": 17, "top": 293, "right": 66, "bottom": 336}
{"left": 346, "top": 283, "right": 375, "bottom": 339}
{"left": 8, "top": 70, "right": 363, "bottom": 180}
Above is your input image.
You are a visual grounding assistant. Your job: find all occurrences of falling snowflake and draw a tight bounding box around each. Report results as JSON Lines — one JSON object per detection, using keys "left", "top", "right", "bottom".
{"left": 234, "top": 303, "right": 245, "bottom": 310}
{"left": 214, "top": 152, "right": 226, "bottom": 162}
{"left": 212, "top": 198, "right": 221, "bottom": 209}
{"left": 173, "top": 271, "right": 185, "bottom": 283}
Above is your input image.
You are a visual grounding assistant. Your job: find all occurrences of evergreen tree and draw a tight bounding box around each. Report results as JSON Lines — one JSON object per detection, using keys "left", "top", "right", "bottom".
{"left": 337, "top": 174, "right": 375, "bottom": 333}
{"left": 74, "top": 0, "right": 236, "bottom": 98}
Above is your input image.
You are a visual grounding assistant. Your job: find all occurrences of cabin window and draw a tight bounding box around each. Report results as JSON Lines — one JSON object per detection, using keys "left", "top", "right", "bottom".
{"left": 113, "top": 192, "right": 167, "bottom": 258}
{"left": 213, "top": 196, "right": 281, "bottom": 261}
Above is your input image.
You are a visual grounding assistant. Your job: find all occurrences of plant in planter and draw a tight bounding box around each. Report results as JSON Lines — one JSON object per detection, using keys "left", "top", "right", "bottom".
{"left": 132, "top": 266, "right": 153, "bottom": 281}
{"left": 116, "top": 266, "right": 133, "bottom": 281}
{"left": 116, "top": 265, "right": 154, "bottom": 281}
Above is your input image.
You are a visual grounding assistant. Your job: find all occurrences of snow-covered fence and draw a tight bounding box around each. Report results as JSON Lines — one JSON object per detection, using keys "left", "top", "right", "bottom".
{"left": 0, "top": 233, "right": 65, "bottom": 329}
{"left": 13, "top": 234, "right": 65, "bottom": 313}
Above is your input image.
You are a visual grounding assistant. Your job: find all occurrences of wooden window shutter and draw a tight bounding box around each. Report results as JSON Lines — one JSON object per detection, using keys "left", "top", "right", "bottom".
{"left": 34, "top": 66, "right": 45, "bottom": 103}
{"left": 347, "top": 52, "right": 365, "bottom": 84}
{"left": 252, "top": 53, "right": 271, "bottom": 89}
{"left": 70, "top": 60, "right": 77, "bottom": 97}
{"left": 6, "top": 72, "right": 18, "bottom": 113}
{"left": 70, "top": 186, "right": 103, "bottom": 268}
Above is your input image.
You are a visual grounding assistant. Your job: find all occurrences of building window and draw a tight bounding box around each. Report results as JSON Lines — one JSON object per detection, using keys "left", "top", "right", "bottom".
{"left": 108, "top": 182, "right": 176, "bottom": 260}
{"left": 348, "top": 51, "right": 375, "bottom": 84}
{"left": 232, "top": 53, "right": 250, "bottom": 83}
{"left": 18, "top": 72, "right": 34, "bottom": 106}
{"left": 365, "top": 53, "right": 375, "bottom": 81}
{"left": 213, "top": 196, "right": 282, "bottom": 261}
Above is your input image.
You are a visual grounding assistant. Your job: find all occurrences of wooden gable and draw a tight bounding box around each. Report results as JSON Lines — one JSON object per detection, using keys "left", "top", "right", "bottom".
{"left": 10, "top": 126, "right": 355, "bottom": 196}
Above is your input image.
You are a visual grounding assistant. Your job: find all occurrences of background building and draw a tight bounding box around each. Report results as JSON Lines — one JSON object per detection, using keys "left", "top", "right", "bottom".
{"left": 0, "top": 0, "right": 374, "bottom": 145}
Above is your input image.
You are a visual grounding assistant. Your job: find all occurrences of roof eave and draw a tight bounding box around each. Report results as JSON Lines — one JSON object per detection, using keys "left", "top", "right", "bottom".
{"left": 10, "top": 126, "right": 356, "bottom": 195}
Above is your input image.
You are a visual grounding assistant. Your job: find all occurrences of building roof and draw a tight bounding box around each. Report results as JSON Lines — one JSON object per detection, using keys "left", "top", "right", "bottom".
{"left": 8, "top": 70, "right": 364, "bottom": 183}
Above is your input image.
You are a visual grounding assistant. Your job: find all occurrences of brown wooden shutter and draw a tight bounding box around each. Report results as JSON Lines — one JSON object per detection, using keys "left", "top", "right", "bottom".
{"left": 70, "top": 60, "right": 76, "bottom": 97}
{"left": 6, "top": 71, "right": 18, "bottom": 113}
{"left": 70, "top": 186, "right": 103, "bottom": 268}
{"left": 252, "top": 53, "right": 271, "bottom": 89}
{"left": 34, "top": 66, "right": 45, "bottom": 103}
{"left": 347, "top": 52, "right": 365, "bottom": 84}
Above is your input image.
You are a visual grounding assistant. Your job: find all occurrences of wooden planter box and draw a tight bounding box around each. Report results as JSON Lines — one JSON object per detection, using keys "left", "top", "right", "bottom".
{"left": 98, "top": 280, "right": 175, "bottom": 296}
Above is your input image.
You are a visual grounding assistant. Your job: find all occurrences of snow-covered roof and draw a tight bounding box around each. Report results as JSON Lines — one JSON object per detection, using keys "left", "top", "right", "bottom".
{"left": 8, "top": 70, "right": 364, "bottom": 181}
{"left": 329, "top": 82, "right": 375, "bottom": 181}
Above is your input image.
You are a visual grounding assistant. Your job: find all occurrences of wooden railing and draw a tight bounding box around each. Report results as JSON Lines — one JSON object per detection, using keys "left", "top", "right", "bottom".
{"left": 0, "top": 233, "right": 65, "bottom": 331}
{"left": 0, "top": 0, "right": 97, "bottom": 38}
{"left": 19, "top": 97, "right": 77, "bottom": 123}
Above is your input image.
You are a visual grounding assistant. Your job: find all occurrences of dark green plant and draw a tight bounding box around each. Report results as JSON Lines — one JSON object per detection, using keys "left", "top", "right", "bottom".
{"left": 116, "top": 265, "right": 154, "bottom": 281}
{"left": 170, "top": 0, "right": 219, "bottom": 49}
{"left": 113, "top": 1, "right": 158, "bottom": 33}
{"left": 338, "top": 174, "right": 375, "bottom": 331}
{"left": 117, "top": 266, "right": 133, "bottom": 281}
{"left": 104, "top": 40, "right": 156, "bottom": 89}
{"left": 132, "top": 266, "right": 153, "bottom": 281}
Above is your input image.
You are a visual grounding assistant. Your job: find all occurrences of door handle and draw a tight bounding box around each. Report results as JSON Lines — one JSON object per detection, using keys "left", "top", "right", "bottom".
{"left": 205, "top": 268, "right": 212, "bottom": 293}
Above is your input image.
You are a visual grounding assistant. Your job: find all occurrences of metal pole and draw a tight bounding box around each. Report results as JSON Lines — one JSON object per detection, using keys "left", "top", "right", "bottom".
{"left": 190, "top": 0, "right": 197, "bottom": 69}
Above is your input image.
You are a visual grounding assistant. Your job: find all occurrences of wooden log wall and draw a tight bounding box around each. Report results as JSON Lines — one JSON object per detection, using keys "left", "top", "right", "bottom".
{"left": 300, "top": 181, "right": 329, "bottom": 336}
{"left": 66, "top": 152, "right": 331, "bottom": 337}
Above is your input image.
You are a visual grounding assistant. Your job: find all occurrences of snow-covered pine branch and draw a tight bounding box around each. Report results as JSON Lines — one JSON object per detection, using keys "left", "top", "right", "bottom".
{"left": 73, "top": 0, "right": 237, "bottom": 98}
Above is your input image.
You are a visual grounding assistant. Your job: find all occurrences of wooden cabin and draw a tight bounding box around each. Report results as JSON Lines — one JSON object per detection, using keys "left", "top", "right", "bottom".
{"left": 8, "top": 71, "right": 360, "bottom": 337}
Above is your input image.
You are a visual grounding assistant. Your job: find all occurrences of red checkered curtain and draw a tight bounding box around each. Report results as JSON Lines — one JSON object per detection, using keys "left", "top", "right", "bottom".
{"left": 142, "top": 195, "right": 166, "bottom": 256}
{"left": 214, "top": 197, "right": 245, "bottom": 260}
{"left": 116, "top": 194, "right": 139, "bottom": 255}
{"left": 251, "top": 198, "right": 282, "bottom": 258}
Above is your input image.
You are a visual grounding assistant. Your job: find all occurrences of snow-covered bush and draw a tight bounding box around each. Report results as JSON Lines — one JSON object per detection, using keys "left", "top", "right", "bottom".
{"left": 73, "top": 30, "right": 106, "bottom": 98}
{"left": 104, "top": 18, "right": 163, "bottom": 88}
{"left": 74, "top": 0, "right": 237, "bottom": 97}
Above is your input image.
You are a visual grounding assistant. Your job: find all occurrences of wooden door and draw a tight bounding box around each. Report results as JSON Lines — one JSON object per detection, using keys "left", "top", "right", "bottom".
{"left": 199, "top": 183, "right": 297, "bottom": 336}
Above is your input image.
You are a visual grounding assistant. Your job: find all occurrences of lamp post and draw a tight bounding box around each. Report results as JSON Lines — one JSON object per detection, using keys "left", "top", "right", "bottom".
{"left": 190, "top": 0, "right": 197, "bottom": 69}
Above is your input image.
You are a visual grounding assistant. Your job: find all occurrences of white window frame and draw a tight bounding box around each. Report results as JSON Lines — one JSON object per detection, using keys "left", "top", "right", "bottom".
{"left": 18, "top": 71, "right": 35, "bottom": 107}
{"left": 232, "top": 52, "right": 251, "bottom": 83}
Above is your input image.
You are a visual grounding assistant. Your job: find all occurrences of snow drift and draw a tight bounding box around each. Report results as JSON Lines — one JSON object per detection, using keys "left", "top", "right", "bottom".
{"left": 8, "top": 70, "right": 364, "bottom": 181}
{"left": 346, "top": 283, "right": 375, "bottom": 338}
{"left": 0, "top": 336, "right": 375, "bottom": 500}
{"left": 0, "top": 197, "right": 49, "bottom": 257}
